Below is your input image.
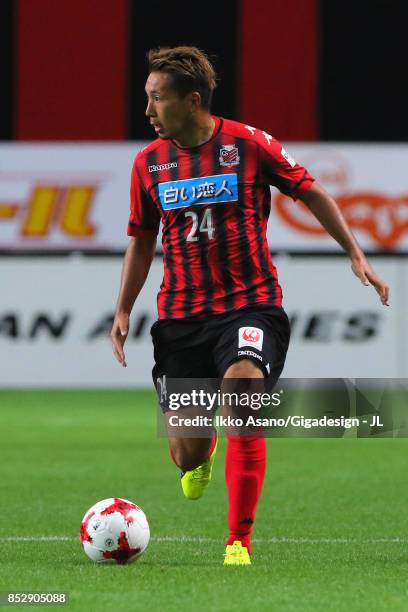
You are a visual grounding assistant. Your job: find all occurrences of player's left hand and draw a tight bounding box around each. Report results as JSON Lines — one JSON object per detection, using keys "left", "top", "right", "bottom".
{"left": 351, "top": 256, "right": 389, "bottom": 306}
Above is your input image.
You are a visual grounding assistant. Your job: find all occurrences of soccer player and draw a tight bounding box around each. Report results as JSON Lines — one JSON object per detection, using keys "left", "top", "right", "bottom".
{"left": 111, "top": 46, "right": 389, "bottom": 565}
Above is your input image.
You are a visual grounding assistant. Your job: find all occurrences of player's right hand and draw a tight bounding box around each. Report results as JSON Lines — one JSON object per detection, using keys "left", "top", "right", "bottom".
{"left": 111, "top": 313, "right": 129, "bottom": 367}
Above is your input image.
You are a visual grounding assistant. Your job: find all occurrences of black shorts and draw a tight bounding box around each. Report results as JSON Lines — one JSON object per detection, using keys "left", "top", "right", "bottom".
{"left": 151, "top": 305, "right": 290, "bottom": 411}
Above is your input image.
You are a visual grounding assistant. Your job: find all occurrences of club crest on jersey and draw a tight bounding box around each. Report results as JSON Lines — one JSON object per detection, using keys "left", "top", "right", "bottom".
{"left": 219, "top": 144, "right": 240, "bottom": 167}
{"left": 238, "top": 327, "right": 264, "bottom": 351}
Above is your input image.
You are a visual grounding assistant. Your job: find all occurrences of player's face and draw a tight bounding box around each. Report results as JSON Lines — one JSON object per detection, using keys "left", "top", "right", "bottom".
{"left": 145, "top": 72, "right": 193, "bottom": 140}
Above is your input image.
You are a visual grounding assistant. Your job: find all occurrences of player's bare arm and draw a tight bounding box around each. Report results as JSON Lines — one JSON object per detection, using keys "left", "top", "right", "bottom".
{"left": 111, "top": 235, "right": 156, "bottom": 367}
{"left": 300, "top": 182, "right": 389, "bottom": 306}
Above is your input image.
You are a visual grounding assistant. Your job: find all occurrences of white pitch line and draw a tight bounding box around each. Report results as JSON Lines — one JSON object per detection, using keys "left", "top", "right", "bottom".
{"left": 2, "top": 536, "right": 75, "bottom": 542}
{"left": 1, "top": 536, "right": 407, "bottom": 544}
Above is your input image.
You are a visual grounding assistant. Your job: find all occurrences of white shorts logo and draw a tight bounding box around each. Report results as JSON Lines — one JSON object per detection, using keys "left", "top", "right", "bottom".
{"left": 156, "top": 375, "right": 167, "bottom": 403}
{"left": 238, "top": 327, "right": 264, "bottom": 351}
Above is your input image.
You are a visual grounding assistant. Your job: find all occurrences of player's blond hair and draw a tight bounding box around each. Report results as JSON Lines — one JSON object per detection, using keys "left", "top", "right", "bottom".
{"left": 147, "top": 46, "right": 217, "bottom": 110}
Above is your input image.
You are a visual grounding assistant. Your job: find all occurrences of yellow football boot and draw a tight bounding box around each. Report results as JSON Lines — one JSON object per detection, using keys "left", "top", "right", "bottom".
{"left": 180, "top": 439, "right": 218, "bottom": 500}
{"left": 223, "top": 540, "right": 251, "bottom": 565}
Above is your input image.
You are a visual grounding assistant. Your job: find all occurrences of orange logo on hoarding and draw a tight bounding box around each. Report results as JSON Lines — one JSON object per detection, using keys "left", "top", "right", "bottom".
{"left": 275, "top": 193, "right": 408, "bottom": 249}
{"left": 0, "top": 185, "right": 97, "bottom": 238}
{"left": 274, "top": 151, "right": 408, "bottom": 249}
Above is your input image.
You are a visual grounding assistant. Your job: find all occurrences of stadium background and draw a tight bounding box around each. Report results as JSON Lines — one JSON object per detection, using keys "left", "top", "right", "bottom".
{"left": 0, "top": 0, "right": 406, "bottom": 384}
{"left": 1, "top": 2, "right": 408, "bottom": 610}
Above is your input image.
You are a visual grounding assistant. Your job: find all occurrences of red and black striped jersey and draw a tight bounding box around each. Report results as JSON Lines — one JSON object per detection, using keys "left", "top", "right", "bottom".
{"left": 128, "top": 116, "right": 314, "bottom": 319}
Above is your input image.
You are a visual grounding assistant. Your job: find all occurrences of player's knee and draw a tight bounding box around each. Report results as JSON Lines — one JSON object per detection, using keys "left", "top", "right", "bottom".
{"left": 224, "top": 359, "right": 263, "bottom": 380}
{"left": 222, "top": 359, "right": 265, "bottom": 399}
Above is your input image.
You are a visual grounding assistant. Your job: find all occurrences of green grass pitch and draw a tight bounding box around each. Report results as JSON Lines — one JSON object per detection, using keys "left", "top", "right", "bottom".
{"left": 1, "top": 390, "right": 407, "bottom": 611}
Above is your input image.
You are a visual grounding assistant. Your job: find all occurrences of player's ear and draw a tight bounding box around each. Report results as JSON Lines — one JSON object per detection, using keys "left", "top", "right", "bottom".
{"left": 190, "top": 91, "right": 201, "bottom": 110}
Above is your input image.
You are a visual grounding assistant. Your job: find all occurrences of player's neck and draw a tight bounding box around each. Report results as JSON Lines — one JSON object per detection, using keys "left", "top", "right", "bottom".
{"left": 172, "top": 114, "right": 215, "bottom": 149}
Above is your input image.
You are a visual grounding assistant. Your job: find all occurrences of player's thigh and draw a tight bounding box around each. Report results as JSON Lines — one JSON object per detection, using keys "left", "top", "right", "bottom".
{"left": 151, "top": 318, "right": 216, "bottom": 411}
{"left": 214, "top": 306, "right": 290, "bottom": 390}
{"left": 224, "top": 358, "right": 264, "bottom": 379}
{"left": 214, "top": 308, "right": 290, "bottom": 435}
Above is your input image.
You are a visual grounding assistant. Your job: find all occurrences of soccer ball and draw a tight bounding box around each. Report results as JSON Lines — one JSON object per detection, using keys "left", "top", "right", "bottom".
{"left": 80, "top": 498, "right": 150, "bottom": 564}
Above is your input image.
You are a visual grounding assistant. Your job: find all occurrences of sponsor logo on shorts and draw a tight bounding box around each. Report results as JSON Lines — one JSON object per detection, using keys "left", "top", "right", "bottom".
{"left": 238, "top": 349, "right": 263, "bottom": 362}
{"left": 148, "top": 162, "right": 178, "bottom": 172}
{"left": 238, "top": 326, "right": 264, "bottom": 351}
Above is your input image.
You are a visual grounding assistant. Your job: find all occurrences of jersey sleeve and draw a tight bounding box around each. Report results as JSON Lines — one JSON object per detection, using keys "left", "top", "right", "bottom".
{"left": 256, "top": 131, "right": 314, "bottom": 200}
{"left": 128, "top": 155, "right": 161, "bottom": 237}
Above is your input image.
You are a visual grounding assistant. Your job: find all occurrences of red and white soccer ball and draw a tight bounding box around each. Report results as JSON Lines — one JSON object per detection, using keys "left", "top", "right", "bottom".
{"left": 80, "top": 498, "right": 150, "bottom": 564}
